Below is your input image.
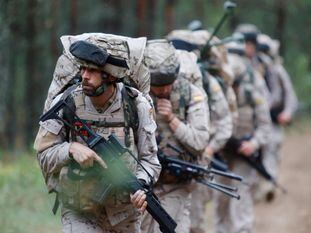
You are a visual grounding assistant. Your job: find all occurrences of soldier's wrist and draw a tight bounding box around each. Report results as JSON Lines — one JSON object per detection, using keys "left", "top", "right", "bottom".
{"left": 68, "top": 142, "right": 77, "bottom": 159}
{"left": 169, "top": 116, "right": 180, "bottom": 132}
{"left": 167, "top": 114, "right": 175, "bottom": 123}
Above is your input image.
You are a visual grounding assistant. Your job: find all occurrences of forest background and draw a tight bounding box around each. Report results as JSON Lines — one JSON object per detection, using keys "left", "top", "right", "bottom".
{"left": 1, "top": 0, "right": 311, "bottom": 151}
{"left": 1, "top": 1, "right": 311, "bottom": 233}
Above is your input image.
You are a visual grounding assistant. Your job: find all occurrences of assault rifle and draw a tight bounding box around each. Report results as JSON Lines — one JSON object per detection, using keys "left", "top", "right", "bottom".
{"left": 40, "top": 89, "right": 177, "bottom": 233}
{"left": 165, "top": 143, "right": 229, "bottom": 172}
{"left": 224, "top": 137, "right": 287, "bottom": 193}
{"left": 158, "top": 147, "right": 243, "bottom": 199}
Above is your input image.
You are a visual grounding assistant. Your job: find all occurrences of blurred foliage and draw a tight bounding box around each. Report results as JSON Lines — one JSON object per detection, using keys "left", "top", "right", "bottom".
{"left": 0, "top": 154, "right": 61, "bottom": 233}
{"left": 0, "top": 0, "right": 310, "bottom": 150}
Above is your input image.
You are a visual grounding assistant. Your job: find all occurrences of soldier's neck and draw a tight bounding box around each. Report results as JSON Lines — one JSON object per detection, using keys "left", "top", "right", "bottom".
{"left": 90, "top": 84, "right": 116, "bottom": 109}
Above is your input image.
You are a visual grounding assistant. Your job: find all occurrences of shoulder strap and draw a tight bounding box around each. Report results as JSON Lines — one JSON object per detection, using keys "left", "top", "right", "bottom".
{"left": 122, "top": 85, "right": 139, "bottom": 147}
{"left": 244, "top": 64, "right": 256, "bottom": 108}
{"left": 177, "top": 78, "right": 191, "bottom": 121}
{"left": 62, "top": 85, "right": 79, "bottom": 142}
{"left": 200, "top": 65, "right": 210, "bottom": 97}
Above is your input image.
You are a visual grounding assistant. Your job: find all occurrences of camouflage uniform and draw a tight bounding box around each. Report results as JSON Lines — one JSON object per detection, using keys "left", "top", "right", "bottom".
{"left": 264, "top": 59, "right": 298, "bottom": 178}
{"left": 167, "top": 29, "right": 238, "bottom": 123}
{"left": 175, "top": 50, "right": 233, "bottom": 233}
{"left": 190, "top": 74, "right": 233, "bottom": 233}
{"left": 141, "top": 40, "right": 210, "bottom": 233}
{"left": 213, "top": 51, "right": 271, "bottom": 233}
{"left": 167, "top": 30, "right": 234, "bottom": 233}
{"left": 34, "top": 37, "right": 161, "bottom": 233}
{"left": 256, "top": 35, "right": 298, "bottom": 197}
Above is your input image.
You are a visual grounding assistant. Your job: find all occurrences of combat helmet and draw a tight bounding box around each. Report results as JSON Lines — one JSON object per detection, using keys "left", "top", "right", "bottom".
{"left": 144, "top": 39, "right": 180, "bottom": 86}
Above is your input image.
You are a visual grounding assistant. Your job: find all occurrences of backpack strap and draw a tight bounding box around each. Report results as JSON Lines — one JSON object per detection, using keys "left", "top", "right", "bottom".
{"left": 51, "top": 85, "right": 78, "bottom": 215}
{"left": 176, "top": 78, "right": 191, "bottom": 122}
{"left": 62, "top": 91, "right": 78, "bottom": 142}
{"left": 122, "top": 85, "right": 139, "bottom": 147}
{"left": 244, "top": 64, "right": 256, "bottom": 108}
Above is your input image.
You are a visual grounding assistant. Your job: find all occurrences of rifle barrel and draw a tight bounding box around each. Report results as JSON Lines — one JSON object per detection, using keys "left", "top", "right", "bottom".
{"left": 210, "top": 168, "right": 243, "bottom": 181}
{"left": 198, "top": 179, "right": 240, "bottom": 199}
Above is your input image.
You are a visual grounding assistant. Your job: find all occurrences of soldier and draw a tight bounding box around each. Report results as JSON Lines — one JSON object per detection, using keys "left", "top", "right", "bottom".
{"left": 141, "top": 39, "right": 210, "bottom": 233}
{"left": 167, "top": 28, "right": 238, "bottom": 121}
{"left": 257, "top": 34, "right": 298, "bottom": 200}
{"left": 234, "top": 24, "right": 271, "bottom": 101}
{"left": 166, "top": 29, "right": 234, "bottom": 233}
{"left": 34, "top": 38, "right": 161, "bottom": 233}
{"left": 212, "top": 41, "right": 271, "bottom": 233}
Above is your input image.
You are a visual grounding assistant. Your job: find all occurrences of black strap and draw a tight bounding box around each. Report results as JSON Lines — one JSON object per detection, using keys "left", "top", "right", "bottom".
{"left": 170, "top": 39, "right": 199, "bottom": 52}
{"left": 52, "top": 193, "right": 59, "bottom": 215}
{"left": 122, "top": 85, "right": 139, "bottom": 146}
{"left": 107, "top": 55, "right": 129, "bottom": 68}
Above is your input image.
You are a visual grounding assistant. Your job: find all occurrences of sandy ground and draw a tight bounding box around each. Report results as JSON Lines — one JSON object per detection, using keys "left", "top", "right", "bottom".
{"left": 205, "top": 127, "right": 311, "bottom": 233}
{"left": 254, "top": 128, "right": 311, "bottom": 233}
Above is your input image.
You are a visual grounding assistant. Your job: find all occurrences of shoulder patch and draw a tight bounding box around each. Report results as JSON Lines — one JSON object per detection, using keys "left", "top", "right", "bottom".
{"left": 193, "top": 94, "right": 204, "bottom": 102}
{"left": 254, "top": 97, "right": 263, "bottom": 105}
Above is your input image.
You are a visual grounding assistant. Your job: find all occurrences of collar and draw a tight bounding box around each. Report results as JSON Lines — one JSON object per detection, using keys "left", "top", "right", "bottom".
{"left": 84, "top": 83, "right": 123, "bottom": 114}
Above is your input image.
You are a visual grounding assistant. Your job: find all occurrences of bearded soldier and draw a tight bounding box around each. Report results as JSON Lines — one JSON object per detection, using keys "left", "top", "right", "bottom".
{"left": 34, "top": 36, "right": 161, "bottom": 233}
{"left": 141, "top": 39, "right": 210, "bottom": 233}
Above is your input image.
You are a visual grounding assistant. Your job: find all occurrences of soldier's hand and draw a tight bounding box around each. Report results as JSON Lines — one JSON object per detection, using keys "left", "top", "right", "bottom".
{"left": 202, "top": 146, "right": 214, "bottom": 165}
{"left": 130, "top": 190, "right": 147, "bottom": 214}
{"left": 278, "top": 111, "right": 292, "bottom": 125}
{"left": 69, "top": 142, "right": 107, "bottom": 169}
{"left": 238, "top": 141, "right": 256, "bottom": 157}
{"left": 157, "top": 98, "right": 174, "bottom": 122}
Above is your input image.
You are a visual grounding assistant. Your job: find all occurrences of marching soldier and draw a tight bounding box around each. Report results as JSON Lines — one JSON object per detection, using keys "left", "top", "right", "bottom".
{"left": 141, "top": 39, "right": 210, "bottom": 233}
{"left": 167, "top": 29, "right": 234, "bottom": 233}
{"left": 34, "top": 36, "right": 161, "bottom": 233}
{"left": 213, "top": 41, "right": 271, "bottom": 233}
{"left": 257, "top": 34, "right": 298, "bottom": 200}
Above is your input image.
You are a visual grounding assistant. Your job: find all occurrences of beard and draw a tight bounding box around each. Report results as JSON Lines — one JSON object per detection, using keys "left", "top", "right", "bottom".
{"left": 151, "top": 91, "right": 170, "bottom": 99}
{"left": 156, "top": 93, "right": 170, "bottom": 99}
{"left": 82, "top": 80, "right": 114, "bottom": 97}
{"left": 82, "top": 82, "right": 98, "bottom": 96}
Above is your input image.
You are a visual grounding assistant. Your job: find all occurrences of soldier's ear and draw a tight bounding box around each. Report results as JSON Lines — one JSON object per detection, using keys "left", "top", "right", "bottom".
{"left": 107, "top": 74, "right": 118, "bottom": 82}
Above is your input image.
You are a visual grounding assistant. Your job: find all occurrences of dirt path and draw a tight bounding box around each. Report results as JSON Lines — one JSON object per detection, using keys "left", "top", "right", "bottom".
{"left": 205, "top": 127, "right": 311, "bottom": 233}
{"left": 254, "top": 129, "right": 311, "bottom": 233}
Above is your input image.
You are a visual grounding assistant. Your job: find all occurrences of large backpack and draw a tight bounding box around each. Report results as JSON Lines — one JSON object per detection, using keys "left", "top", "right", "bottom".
{"left": 44, "top": 33, "right": 152, "bottom": 213}
{"left": 43, "top": 33, "right": 150, "bottom": 113}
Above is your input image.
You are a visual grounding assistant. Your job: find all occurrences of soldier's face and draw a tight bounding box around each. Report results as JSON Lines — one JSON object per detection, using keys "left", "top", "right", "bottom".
{"left": 245, "top": 42, "right": 256, "bottom": 58}
{"left": 81, "top": 67, "right": 112, "bottom": 96}
{"left": 150, "top": 85, "right": 173, "bottom": 99}
{"left": 81, "top": 67, "right": 103, "bottom": 95}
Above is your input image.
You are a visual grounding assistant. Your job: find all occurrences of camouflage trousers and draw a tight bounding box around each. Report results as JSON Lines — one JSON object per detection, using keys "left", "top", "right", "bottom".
{"left": 61, "top": 205, "right": 141, "bottom": 233}
{"left": 255, "top": 124, "right": 284, "bottom": 200}
{"left": 141, "top": 184, "right": 191, "bottom": 233}
{"left": 263, "top": 124, "right": 283, "bottom": 179}
{"left": 214, "top": 159, "right": 258, "bottom": 233}
{"left": 190, "top": 184, "right": 212, "bottom": 233}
